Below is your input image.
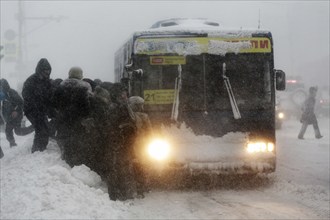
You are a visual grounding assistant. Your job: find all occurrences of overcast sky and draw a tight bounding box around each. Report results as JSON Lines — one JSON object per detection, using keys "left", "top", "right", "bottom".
{"left": 0, "top": 0, "right": 329, "bottom": 89}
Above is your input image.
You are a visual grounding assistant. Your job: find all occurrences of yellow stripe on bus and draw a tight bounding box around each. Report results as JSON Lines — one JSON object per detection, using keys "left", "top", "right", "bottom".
{"left": 135, "top": 37, "right": 271, "bottom": 54}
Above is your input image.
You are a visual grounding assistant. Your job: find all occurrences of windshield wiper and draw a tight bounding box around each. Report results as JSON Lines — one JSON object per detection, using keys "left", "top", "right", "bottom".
{"left": 171, "top": 64, "right": 182, "bottom": 121}
{"left": 222, "top": 63, "right": 241, "bottom": 119}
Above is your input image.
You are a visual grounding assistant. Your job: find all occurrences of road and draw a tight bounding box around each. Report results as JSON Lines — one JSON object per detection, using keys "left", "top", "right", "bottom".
{"left": 1, "top": 118, "right": 329, "bottom": 219}
{"left": 125, "top": 118, "right": 329, "bottom": 219}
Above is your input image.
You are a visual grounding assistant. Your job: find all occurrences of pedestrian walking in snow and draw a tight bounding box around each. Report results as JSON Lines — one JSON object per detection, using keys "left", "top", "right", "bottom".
{"left": 22, "top": 58, "right": 55, "bottom": 153}
{"left": 0, "top": 79, "right": 34, "bottom": 147}
{"left": 298, "top": 86, "right": 323, "bottom": 139}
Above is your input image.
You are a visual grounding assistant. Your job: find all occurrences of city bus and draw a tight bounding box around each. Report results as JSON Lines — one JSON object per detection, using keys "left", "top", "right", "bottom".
{"left": 114, "top": 18, "right": 286, "bottom": 175}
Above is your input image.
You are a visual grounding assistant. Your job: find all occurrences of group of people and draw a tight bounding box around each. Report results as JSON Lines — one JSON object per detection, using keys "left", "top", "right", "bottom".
{"left": 1, "top": 58, "right": 151, "bottom": 200}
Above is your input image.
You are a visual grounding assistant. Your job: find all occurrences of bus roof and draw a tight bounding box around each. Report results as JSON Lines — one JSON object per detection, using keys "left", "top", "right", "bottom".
{"left": 134, "top": 18, "right": 271, "bottom": 38}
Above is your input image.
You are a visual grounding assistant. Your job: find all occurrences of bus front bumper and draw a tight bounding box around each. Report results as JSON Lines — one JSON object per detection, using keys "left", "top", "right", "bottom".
{"left": 140, "top": 134, "right": 276, "bottom": 175}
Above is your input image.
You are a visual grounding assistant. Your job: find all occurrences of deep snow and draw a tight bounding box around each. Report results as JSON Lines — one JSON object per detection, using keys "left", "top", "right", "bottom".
{"left": 0, "top": 117, "right": 329, "bottom": 219}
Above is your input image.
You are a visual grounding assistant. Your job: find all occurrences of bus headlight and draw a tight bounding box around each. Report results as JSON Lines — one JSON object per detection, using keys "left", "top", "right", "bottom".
{"left": 278, "top": 112, "right": 284, "bottom": 119}
{"left": 147, "top": 139, "right": 171, "bottom": 161}
{"left": 247, "top": 142, "right": 274, "bottom": 153}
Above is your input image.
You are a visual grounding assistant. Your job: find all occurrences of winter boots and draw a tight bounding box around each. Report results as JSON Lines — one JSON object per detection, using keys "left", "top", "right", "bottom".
{"left": 9, "top": 141, "right": 17, "bottom": 147}
{"left": 298, "top": 122, "right": 323, "bottom": 139}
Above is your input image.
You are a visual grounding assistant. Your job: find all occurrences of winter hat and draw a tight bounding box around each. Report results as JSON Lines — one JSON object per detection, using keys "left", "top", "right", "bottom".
{"left": 94, "top": 86, "right": 110, "bottom": 103}
{"left": 68, "top": 67, "right": 83, "bottom": 80}
{"left": 128, "top": 96, "right": 145, "bottom": 112}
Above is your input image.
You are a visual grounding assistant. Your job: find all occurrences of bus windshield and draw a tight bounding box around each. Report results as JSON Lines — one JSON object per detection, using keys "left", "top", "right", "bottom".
{"left": 134, "top": 53, "right": 272, "bottom": 111}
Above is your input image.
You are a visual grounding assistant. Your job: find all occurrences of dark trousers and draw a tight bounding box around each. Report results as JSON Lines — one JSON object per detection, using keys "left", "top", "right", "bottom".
{"left": 0, "top": 146, "right": 4, "bottom": 159}
{"left": 133, "top": 161, "right": 147, "bottom": 196}
{"left": 26, "top": 115, "right": 50, "bottom": 153}
{"left": 5, "top": 120, "right": 34, "bottom": 146}
{"left": 298, "top": 120, "right": 322, "bottom": 138}
{"left": 107, "top": 150, "right": 135, "bottom": 201}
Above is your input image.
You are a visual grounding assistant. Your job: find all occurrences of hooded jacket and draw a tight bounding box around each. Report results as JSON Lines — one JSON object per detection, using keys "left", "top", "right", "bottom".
{"left": 35, "top": 58, "right": 52, "bottom": 76}
{"left": 22, "top": 58, "right": 54, "bottom": 118}
{"left": 0, "top": 79, "right": 24, "bottom": 122}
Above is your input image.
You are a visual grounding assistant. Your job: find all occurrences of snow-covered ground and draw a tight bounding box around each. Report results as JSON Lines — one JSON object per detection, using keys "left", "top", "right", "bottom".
{"left": 1, "top": 117, "right": 329, "bottom": 219}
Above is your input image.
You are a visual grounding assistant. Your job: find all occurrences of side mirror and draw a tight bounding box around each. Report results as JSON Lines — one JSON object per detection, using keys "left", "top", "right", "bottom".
{"left": 132, "top": 69, "right": 143, "bottom": 80}
{"left": 125, "top": 61, "right": 133, "bottom": 70}
{"left": 275, "top": 69, "right": 286, "bottom": 91}
{"left": 124, "top": 60, "right": 143, "bottom": 79}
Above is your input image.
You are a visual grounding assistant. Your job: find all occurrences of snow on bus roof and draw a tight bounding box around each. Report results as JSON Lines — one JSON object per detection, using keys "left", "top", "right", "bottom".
{"left": 150, "top": 18, "right": 221, "bottom": 29}
{"left": 135, "top": 18, "right": 270, "bottom": 38}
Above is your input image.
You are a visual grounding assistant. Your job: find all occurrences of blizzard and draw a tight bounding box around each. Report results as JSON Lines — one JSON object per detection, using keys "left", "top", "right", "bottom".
{"left": 0, "top": 118, "right": 329, "bottom": 219}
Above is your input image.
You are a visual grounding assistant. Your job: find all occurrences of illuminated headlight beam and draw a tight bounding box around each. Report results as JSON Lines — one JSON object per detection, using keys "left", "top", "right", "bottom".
{"left": 247, "top": 142, "right": 274, "bottom": 153}
{"left": 278, "top": 112, "right": 284, "bottom": 119}
{"left": 147, "top": 139, "right": 170, "bottom": 161}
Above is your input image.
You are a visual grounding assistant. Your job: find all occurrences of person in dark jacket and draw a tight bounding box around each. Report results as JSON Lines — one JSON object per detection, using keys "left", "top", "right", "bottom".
{"left": 22, "top": 58, "right": 55, "bottom": 153}
{"left": 298, "top": 86, "right": 323, "bottom": 139}
{"left": 105, "top": 82, "right": 137, "bottom": 201}
{"left": 87, "top": 85, "right": 112, "bottom": 177}
{"left": 53, "top": 66, "right": 93, "bottom": 166}
{"left": 0, "top": 79, "right": 34, "bottom": 147}
{"left": 128, "top": 96, "right": 152, "bottom": 198}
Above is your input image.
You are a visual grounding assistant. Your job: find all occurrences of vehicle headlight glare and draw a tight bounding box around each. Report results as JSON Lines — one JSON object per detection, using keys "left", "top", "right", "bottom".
{"left": 247, "top": 142, "right": 275, "bottom": 153}
{"left": 147, "top": 139, "right": 170, "bottom": 161}
{"left": 278, "top": 112, "right": 284, "bottom": 119}
{"left": 247, "top": 143, "right": 255, "bottom": 153}
{"left": 267, "top": 143, "right": 274, "bottom": 152}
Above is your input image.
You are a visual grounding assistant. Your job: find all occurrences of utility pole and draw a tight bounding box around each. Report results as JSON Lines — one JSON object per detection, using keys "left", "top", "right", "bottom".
{"left": 16, "top": 1, "right": 24, "bottom": 69}
{"left": 0, "top": 45, "right": 4, "bottom": 60}
{"left": 15, "top": 1, "right": 66, "bottom": 72}
{"left": 258, "top": 9, "right": 261, "bottom": 30}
